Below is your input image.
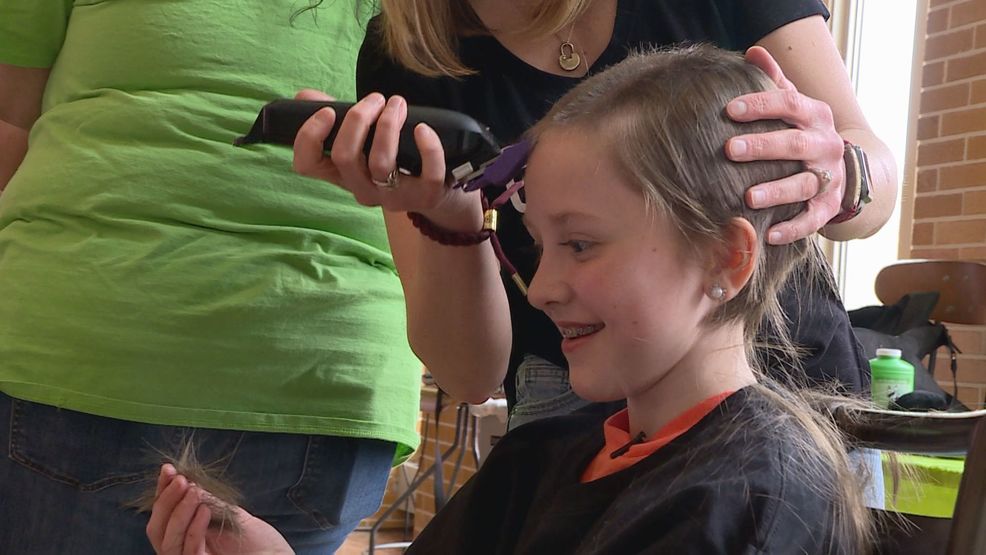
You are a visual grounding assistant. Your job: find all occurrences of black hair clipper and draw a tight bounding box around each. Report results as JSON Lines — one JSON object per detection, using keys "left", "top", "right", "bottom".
{"left": 234, "top": 99, "right": 502, "bottom": 184}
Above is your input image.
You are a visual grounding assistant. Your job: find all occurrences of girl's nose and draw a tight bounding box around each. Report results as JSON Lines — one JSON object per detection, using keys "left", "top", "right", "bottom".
{"left": 527, "top": 258, "right": 569, "bottom": 311}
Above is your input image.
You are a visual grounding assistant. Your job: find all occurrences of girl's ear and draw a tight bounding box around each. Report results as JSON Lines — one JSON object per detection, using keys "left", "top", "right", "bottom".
{"left": 711, "top": 217, "right": 758, "bottom": 300}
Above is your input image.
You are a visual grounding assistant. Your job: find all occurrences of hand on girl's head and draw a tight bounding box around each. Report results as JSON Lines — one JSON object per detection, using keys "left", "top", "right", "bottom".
{"left": 723, "top": 46, "right": 846, "bottom": 244}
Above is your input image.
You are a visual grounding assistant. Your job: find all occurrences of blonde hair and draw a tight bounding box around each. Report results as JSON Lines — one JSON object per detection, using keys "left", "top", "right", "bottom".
{"left": 131, "top": 436, "right": 244, "bottom": 534}
{"left": 530, "top": 45, "right": 874, "bottom": 552}
{"left": 377, "top": 0, "right": 592, "bottom": 77}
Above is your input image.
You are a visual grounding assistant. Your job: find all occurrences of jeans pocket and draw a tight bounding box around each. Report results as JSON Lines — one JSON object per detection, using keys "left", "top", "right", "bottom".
{"left": 515, "top": 356, "right": 572, "bottom": 401}
{"left": 287, "top": 436, "right": 394, "bottom": 530}
{"left": 9, "top": 399, "right": 184, "bottom": 491}
{"left": 509, "top": 355, "right": 591, "bottom": 430}
{"left": 512, "top": 355, "right": 590, "bottom": 414}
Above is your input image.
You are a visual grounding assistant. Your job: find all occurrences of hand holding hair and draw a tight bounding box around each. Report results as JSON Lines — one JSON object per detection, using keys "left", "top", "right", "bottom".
{"left": 145, "top": 464, "right": 294, "bottom": 555}
{"left": 146, "top": 467, "right": 213, "bottom": 555}
{"left": 725, "top": 46, "right": 846, "bottom": 245}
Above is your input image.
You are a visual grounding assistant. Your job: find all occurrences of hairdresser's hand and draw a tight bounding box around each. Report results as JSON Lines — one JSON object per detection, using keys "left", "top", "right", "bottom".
{"left": 147, "top": 464, "right": 294, "bottom": 555}
{"left": 725, "top": 46, "right": 845, "bottom": 245}
{"left": 293, "top": 89, "right": 480, "bottom": 229}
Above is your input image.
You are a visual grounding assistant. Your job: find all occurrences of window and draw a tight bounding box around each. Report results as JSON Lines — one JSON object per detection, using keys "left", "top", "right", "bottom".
{"left": 833, "top": 0, "right": 921, "bottom": 310}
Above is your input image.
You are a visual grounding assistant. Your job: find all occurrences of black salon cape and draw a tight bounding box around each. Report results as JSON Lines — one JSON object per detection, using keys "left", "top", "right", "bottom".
{"left": 357, "top": 0, "right": 870, "bottom": 406}
{"left": 405, "top": 388, "right": 847, "bottom": 555}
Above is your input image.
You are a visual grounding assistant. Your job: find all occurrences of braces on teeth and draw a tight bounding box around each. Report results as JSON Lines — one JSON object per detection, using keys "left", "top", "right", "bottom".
{"left": 561, "top": 325, "right": 601, "bottom": 338}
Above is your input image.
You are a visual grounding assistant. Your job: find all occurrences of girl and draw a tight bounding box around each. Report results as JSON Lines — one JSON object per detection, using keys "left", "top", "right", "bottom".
{"left": 149, "top": 46, "right": 872, "bottom": 554}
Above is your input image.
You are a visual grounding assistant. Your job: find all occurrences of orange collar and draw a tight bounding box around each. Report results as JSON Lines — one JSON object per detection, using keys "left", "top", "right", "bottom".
{"left": 580, "top": 390, "right": 736, "bottom": 483}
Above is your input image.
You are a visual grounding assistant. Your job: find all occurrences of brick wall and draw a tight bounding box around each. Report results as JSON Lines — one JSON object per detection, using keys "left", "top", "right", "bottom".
{"left": 913, "top": 0, "right": 986, "bottom": 409}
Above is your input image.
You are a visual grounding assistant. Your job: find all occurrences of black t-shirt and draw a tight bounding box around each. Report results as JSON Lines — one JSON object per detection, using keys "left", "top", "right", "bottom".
{"left": 405, "top": 387, "right": 851, "bottom": 554}
{"left": 358, "top": 0, "right": 869, "bottom": 404}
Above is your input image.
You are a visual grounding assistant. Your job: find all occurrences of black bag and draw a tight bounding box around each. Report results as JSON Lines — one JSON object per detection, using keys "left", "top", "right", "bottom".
{"left": 848, "top": 292, "right": 967, "bottom": 412}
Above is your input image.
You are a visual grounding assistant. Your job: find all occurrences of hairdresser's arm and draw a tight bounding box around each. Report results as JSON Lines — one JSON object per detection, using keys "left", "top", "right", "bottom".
{"left": 293, "top": 91, "right": 511, "bottom": 404}
{"left": 0, "top": 64, "right": 49, "bottom": 191}
{"left": 727, "top": 15, "right": 897, "bottom": 244}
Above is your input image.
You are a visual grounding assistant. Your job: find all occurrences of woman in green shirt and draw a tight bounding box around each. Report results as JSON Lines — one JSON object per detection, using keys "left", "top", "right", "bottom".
{"left": 0, "top": 2, "right": 420, "bottom": 553}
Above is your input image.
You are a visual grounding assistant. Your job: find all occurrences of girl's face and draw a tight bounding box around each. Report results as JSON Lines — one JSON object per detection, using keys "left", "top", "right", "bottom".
{"left": 523, "top": 129, "right": 715, "bottom": 402}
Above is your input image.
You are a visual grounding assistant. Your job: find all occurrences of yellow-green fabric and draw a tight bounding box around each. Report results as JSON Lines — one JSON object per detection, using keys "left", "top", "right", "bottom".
{"left": 0, "top": 0, "right": 420, "bottom": 461}
{"left": 883, "top": 453, "right": 964, "bottom": 518}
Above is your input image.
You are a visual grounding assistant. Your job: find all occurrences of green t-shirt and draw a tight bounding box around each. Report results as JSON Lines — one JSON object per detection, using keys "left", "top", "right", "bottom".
{"left": 0, "top": 0, "right": 420, "bottom": 460}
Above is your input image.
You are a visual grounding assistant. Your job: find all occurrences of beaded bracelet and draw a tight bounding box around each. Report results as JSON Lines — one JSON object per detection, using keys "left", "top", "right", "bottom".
{"left": 406, "top": 181, "right": 528, "bottom": 295}
{"left": 406, "top": 209, "right": 494, "bottom": 246}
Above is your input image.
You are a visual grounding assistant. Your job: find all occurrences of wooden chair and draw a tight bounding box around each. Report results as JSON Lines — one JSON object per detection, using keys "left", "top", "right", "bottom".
{"left": 874, "top": 260, "right": 986, "bottom": 326}
{"left": 833, "top": 406, "right": 986, "bottom": 554}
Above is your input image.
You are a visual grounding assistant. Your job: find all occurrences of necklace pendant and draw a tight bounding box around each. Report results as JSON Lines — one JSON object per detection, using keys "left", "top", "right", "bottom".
{"left": 558, "top": 42, "right": 582, "bottom": 72}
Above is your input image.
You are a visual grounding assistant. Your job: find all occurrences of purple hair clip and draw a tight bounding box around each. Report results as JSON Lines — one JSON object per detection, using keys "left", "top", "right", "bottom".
{"left": 444, "top": 139, "right": 532, "bottom": 295}
{"left": 457, "top": 139, "right": 531, "bottom": 192}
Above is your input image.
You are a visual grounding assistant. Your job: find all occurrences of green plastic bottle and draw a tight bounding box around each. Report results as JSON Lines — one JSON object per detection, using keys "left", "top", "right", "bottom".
{"left": 869, "top": 348, "right": 915, "bottom": 409}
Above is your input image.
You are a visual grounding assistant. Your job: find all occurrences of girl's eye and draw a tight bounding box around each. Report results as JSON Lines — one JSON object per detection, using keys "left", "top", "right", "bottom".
{"left": 562, "top": 240, "right": 592, "bottom": 254}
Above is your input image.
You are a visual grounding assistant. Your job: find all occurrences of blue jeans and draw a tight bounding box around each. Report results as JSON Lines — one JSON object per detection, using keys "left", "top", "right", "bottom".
{"left": 0, "top": 393, "right": 395, "bottom": 555}
{"left": 508, "top": 355, "right": 592, "bottom": 432}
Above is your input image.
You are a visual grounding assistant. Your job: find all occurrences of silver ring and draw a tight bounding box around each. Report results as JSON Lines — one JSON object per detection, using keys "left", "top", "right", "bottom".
{"left": 805, "top": 167, "right": 833, "bottom": 194}
{"left": 372, "top": 168, "right": 401, "bottom": 190}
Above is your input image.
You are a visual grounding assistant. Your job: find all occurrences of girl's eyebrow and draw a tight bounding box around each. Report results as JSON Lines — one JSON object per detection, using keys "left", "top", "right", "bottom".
{"left": 522, "top": 211, "right": 601, "bottom": 230}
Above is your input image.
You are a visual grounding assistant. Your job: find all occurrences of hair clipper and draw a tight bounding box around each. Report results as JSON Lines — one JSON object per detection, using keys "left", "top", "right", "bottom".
{"left": 234, "top": 99, "right": 502, "bottom": 184}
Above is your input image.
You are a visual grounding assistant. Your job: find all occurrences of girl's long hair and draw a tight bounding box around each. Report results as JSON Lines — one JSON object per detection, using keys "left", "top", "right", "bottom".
{"left": 529, "top": 44, "right": 874, "bottom": 553}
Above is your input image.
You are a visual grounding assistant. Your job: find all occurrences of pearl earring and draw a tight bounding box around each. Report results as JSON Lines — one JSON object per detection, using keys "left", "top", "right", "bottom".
{"left": 708, "top": 283, "right": 726, "bottom": 301}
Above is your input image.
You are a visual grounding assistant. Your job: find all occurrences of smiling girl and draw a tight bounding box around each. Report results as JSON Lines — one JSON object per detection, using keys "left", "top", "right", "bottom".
{"left": 148, "top": 45, "right": 873, "bottom": 554}
{"left": 407, "top": 44, "right": 872, "bottom": 555}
